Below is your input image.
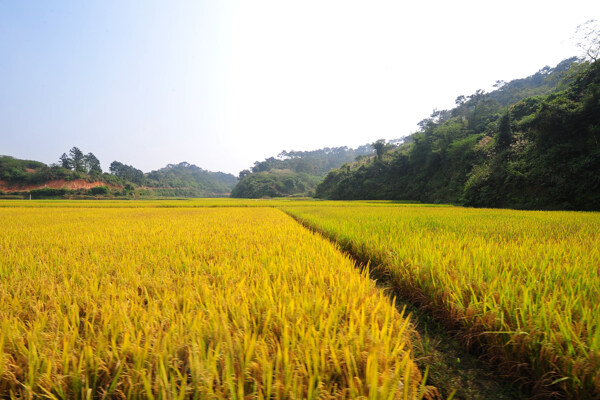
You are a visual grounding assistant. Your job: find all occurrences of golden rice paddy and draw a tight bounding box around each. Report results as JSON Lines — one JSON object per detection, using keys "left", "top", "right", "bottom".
{"left": 285, "top": 205, "right": 600, "bottom": 398}
{"left": 0, "top": 206, "right": 421, "bottom": 399}
{"left": 3, "top": 199, "right": 599, "bottom": 399}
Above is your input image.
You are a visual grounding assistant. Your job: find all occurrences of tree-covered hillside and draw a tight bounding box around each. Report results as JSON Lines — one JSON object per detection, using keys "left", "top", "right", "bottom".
{"left": 0, "top": 156, "right": 49, "bottom": 184}
{"left": 0, "top": 148, "right": 122, "bottom": 189}
{"left": 144, "top": 162, "right": 238, "bottom": 197}
{"left": 231, "top": 145, "right": 379, "bottom": 198}
{"left": 316, "top": 58, "right": 600, "bottom": 210}
{"left": 0, "top": 150, "right": 236, "bottom": 198}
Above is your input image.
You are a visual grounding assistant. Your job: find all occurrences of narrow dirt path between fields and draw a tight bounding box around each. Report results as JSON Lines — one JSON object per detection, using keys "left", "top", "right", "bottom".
{"left": 286, "top": 211, "right": 527, "bottom": 400}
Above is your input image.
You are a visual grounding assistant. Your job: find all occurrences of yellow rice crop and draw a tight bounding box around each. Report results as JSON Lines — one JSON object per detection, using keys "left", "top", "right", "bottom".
{"left": 0, "top": 207, "right": 422, "bottom": 399}
{"left": 0, "top": 199, "right": 443, "bottom": 209}
{"left": 285, "top": 205, "right": 600, "bottom": 398}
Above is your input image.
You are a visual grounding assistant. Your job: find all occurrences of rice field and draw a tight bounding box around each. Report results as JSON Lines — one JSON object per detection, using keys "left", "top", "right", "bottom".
{"left": 284, "top": 206, "right": 600, "bottom": 398}
{"left": 0, "top": 206, "right": 424, "bottom": 399}
{"left": 2, "top": 199, "right": 599, "bottom": 399}
{"left": 0, "top": 198, "right": 445, "bottom": 208}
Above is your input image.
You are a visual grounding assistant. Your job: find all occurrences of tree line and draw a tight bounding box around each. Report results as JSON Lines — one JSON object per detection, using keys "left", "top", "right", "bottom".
{"left": 57, "top": 147, "right": 145, "bottom": 183}
{"left": 1, "top": 148, "right": 237, "bottom": 198}
{"left": 59, "top": 147, "right": 102, "bottom": 175}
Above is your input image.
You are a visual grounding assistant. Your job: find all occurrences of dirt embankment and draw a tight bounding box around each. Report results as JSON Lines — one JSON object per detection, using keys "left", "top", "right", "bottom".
{"left": 0, "top": 179, "right": 121, "bottom": 192}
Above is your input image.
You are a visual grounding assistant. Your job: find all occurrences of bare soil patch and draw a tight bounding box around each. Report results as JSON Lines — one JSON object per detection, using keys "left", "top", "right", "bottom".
{"left": 0, "top": 179, "right": 120, "bottom": 192}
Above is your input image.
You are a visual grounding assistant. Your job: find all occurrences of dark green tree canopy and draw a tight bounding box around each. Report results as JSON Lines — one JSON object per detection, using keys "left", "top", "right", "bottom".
{"left": 231, "top": 145, "right": 377, "bottom": 198}
{"left": 372, "top": 139, "right": 386, "bottom": 160}
{"left": 109, "top": 161, "right": 145, "bottom": 185}
{"left": 495, "top": 111, "right": 512, "bottom": 150}
{"left": 371, "top": 139, "right": 395, "bottom": 160}
{"left": 69, "top": 147, "right": 85, "bottom": 172}
{"left": 84, "top": 153, "right": 102, "bottom": 175}
{"left": 58, "top": 147, "right": 101, "bottom": 174}
{"left": 59, "top": 153, "right": 71, "bottom": 169}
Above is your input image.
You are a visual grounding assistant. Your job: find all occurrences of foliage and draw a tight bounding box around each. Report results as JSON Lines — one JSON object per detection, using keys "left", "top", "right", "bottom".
{"left": 28, "top": 187, "right": 72, "bottom": 198}
{"left": 495, "top": 111, "right": 512, "bottom": 150}
{"left": 84, "top": 153, "right": 102, "bottom": 175}
{"left": 285, "top": 205, "right": 600, "bottom": 398}
{"left": 0, "top": 156, "right": 71, "bottom": 184}
{"left": 2, "top": 154, "right": 237, "bottom": 198}
{"left": 57, "top": 147, "right": 102, "bottom": 174}
{"left": 0, "top": 156, "right": 44, "bottom": 176}
{"left": 251, "top": 146, "right": 375, "bottom": 176}
{"left": 573, "top": 19, "right": 600, "bottom": 62}
{"left": 486, "top": 57, "right": 579, "bottom": 106}
{"left": 316, "top": 58, "right": 600, "bottom": 210}
{"left": 371, "top": 139, "right": 396, "bottom": 160}
{"left": 59, "top": 153, "right": 71, "bottom": 169}
{"left": 69, "top": 147, "right": 86, "bottom": 172}
{"left": 109, "top": 160, "right": 145, "bottom": 185}
{"left": 0, "top": 206, "right": 422, "bottom": 398}
{"left": 231, "top": 170, "right": 321, "bottom": 198}
{"left": 87, "top": 185, "right": 109, "bottom": 195}
{"left": 231, "top": 145, "right": 377, "bottom": 198}
{"left": 145, "top": 162, "right": 237, "bottom": 197}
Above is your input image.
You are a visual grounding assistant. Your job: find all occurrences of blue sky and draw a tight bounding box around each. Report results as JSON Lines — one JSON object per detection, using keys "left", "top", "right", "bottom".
{"left": 1, "top": 1, "right": 598, "bottom": 175}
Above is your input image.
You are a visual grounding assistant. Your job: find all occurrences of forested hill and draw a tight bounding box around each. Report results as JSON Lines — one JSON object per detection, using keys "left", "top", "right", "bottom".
{"left": 316, "top": 58, "right": 600, "bottom": 210}
{"left": 231, "top": 144, "right": 382, "bottom": 198}
{"left": 0, "top": 154, "right": 237, "bottom": 198}
{"left": 144, "top": 162, "right": 238, "bottom": 197}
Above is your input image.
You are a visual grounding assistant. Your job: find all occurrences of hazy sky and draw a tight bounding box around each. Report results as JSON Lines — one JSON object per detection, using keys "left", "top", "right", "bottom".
{"left": 1, "top": 1, "right": 598, "bottom": 175}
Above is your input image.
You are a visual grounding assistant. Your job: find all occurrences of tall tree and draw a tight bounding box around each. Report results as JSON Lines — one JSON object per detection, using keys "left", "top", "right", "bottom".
{"left": 495, "top": 111, "right": 512, "bottom": 150}
{"left": 573, "top": 19, "right": 600, "bottom": 62}
{"left": 84, "top": 153, "right": 102, "bottom": 175}
{"left": 69, "top": 147, "right": 85, "bottom": 172}
{"left": 59, "top": 153, "right": 71, "bottom": 169}
{"left": 371, "top": 139, "right": 388, "bottom": 160}
{"left": 238, "top": 169, "right": 251, "bottom": 180}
